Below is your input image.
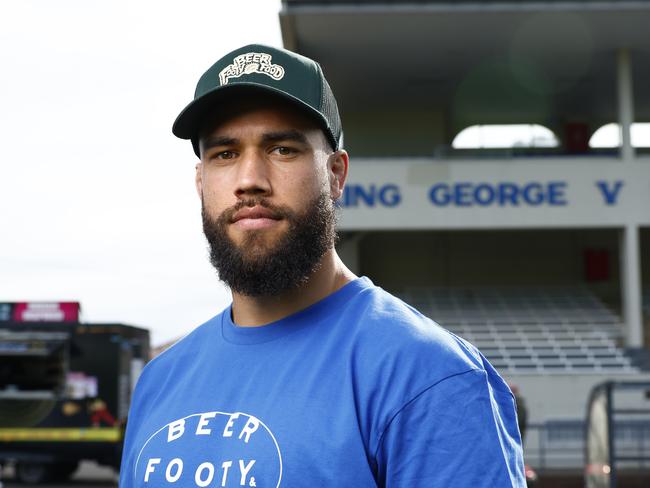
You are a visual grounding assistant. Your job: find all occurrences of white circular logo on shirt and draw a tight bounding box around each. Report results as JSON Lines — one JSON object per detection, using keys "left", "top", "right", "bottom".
{"left": 134, "top": 411, "right": 282, "bottom": 487}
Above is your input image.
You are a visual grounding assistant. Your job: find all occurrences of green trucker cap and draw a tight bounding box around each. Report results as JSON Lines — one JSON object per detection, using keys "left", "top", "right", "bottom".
{"left": 172, "top": 44, "right": 343, "bottom": 156}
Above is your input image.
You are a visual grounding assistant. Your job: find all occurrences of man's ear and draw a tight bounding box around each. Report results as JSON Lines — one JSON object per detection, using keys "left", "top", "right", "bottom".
{"left": 195, "top": 162, "right": 203, "bottom": 199}
{"left": 328, "top": 150, "right": 349, "bottom": 200}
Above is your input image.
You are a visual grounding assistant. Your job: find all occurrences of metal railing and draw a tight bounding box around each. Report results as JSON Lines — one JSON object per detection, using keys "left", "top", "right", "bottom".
{"left": 523, "top": 419, "right": 650, "bottom": 472}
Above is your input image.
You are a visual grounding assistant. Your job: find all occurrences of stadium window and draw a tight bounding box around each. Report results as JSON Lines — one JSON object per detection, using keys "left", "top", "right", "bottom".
{"left": 589, "top": 123, "right": 650, "bottom": 148}
{"left": 452, "top": 124, "right": 559, "bottom": 149}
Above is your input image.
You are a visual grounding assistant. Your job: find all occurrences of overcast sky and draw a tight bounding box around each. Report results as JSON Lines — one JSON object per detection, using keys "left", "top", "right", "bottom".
{"left": 0, "top": 0, "right": 283, "bottom": 345}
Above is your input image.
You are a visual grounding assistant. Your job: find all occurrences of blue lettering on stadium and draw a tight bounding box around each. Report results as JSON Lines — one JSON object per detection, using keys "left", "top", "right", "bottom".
{"left": 428, "top": 181, "right": 568, "bottom": 207}
{"left": 595, "top": 180, "right": 624, "bottom": 206}
{"left": 342, "top": 184, "right": 401, "bottom": 208}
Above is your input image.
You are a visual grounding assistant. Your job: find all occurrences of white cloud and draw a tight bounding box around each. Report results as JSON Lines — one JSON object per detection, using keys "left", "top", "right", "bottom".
{"left": 0, "top": 0, "right": 283, "bottom": 345}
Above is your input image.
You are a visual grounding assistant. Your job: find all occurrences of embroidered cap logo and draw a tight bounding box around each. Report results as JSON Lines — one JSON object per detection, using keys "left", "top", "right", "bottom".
{"left": 219, "top": 52, "right": 285, "bottom": 85}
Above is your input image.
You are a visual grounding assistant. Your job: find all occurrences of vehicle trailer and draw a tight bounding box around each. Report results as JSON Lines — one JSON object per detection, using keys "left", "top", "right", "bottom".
{"left": 0, "top": 302, "right": 149, "bottom": 483}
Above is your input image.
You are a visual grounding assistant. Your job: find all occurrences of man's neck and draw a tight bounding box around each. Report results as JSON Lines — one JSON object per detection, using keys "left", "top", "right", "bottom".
{"left": 230, "top": 249, "right": 357, "bottom": 327}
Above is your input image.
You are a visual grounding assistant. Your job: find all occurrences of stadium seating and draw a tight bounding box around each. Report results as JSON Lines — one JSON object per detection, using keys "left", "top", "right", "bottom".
{"left": 396, "top": 287, "right": 638, "bottom": 373}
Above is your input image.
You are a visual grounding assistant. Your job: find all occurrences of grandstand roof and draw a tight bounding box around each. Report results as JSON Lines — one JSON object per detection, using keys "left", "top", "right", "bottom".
{"left": 280, "top": 0, "right": 650, "bottom": 125}
{"left": 284, "top": 1, "right": 649, "bottom": 5}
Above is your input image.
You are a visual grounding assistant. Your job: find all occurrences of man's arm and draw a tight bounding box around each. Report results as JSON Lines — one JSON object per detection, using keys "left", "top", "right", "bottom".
{"left": 374, "top": 368, "right": 526, "bottom": 487}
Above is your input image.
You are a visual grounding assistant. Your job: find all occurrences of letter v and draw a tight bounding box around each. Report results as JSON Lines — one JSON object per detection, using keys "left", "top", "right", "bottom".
{"left": 595, "top": 181, "right": 624, "bottom": 206}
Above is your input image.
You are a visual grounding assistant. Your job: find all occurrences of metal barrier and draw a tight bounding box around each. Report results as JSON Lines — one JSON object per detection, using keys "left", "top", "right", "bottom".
{"left": 523, "top": 418, "right": 650, "bottom": 473}
{"left": 585, "top": 381, "right": 650, "bottom": 488}
{"left": 524, "top": 421, "right": 585, "bottom": 470}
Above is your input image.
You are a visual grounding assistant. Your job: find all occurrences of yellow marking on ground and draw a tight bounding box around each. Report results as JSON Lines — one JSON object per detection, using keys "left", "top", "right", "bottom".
{"left": 0, "top": 427, "right": 121, "bottom": 442}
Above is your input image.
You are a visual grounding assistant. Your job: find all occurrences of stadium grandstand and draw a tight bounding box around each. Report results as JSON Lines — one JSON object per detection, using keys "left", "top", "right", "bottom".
{"left": 280, "top": 0, "right": 650, "bottom": 484}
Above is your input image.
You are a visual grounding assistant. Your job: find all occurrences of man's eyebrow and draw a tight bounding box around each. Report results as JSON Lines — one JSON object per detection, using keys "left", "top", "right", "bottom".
{"left": 201, "top": 136, "right": 238, "bottom": 151}
{"left": 261, "top": 130, "right": 309, "bottom": 145}
{"left": 200, "top": 130, "right": 311, "bottom": 152}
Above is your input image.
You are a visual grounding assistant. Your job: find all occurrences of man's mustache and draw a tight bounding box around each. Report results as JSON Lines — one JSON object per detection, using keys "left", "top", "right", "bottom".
{"left": 219, "top": 198, "right": 295, "bottom": 224}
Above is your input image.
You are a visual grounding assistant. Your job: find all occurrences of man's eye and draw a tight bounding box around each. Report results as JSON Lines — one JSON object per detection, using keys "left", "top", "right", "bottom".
{"left": 215, "top": 150, "right": 235, "bottom": 160}
{"left": 273, "top": 146, "right": 296, "bottom": 156}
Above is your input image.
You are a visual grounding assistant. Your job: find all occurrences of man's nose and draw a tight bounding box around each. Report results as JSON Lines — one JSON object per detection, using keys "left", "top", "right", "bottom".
{"left": 234, "top": 150, "right": 272, "bottom": 198}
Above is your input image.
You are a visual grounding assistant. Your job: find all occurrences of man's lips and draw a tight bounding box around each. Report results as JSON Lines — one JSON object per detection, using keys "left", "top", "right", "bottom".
{"left": 231, "top": 206, "right": 283, "bottom": 230}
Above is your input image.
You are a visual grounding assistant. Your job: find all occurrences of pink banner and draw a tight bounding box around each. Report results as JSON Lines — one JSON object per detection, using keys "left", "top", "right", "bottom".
{"left": 12, "top": 302, "right": 80, "bottom": 322}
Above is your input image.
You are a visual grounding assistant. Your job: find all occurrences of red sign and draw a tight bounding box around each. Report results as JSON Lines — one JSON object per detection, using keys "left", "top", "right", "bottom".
{"left": 11, "top": 302, "right": 81, "bottom": 323}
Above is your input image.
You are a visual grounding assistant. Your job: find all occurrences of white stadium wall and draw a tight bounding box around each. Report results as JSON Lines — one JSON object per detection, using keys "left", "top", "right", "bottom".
{"left": 339, "top": 157, "right": 650, "bottom": 230}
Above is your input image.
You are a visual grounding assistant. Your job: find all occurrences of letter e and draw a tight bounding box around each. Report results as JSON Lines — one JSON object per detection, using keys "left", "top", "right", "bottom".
{"left": 223, "top": 413, "right": 240, "bottom": 438}
{"left": 548, "top": 181, "right": 568, "bottom": 206}
{"left": 196, "top": 412, "right": 217, "bottom": 435}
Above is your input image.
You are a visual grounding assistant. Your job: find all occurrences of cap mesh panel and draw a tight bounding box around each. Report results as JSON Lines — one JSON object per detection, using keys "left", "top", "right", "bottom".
{"left": 320, "top": 76, "right": 343, "bottom": 150}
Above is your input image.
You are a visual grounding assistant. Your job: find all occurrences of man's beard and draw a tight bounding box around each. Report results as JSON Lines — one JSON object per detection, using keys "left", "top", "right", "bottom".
{"left": 201, "top": 191, "right": 337, "bottom": 297}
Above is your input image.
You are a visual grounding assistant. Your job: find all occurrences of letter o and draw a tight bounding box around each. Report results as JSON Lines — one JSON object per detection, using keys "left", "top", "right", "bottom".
{"left": 166, "top": 458, "right": 183, "bottom": 483}
{"left": 195, "top": 462, "right": 215, "bottom": 487}
{"left": 474, "top": 184, "right": 495, "bottom": 206}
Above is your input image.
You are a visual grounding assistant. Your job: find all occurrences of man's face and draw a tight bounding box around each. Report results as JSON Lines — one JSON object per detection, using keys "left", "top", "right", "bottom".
{"left": 195, "top": 98, "right": 347, "bottom": 296}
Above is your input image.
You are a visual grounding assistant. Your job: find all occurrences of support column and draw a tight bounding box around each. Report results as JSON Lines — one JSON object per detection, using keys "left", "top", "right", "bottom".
{"left": 620, "top": 224, "right": 643, "bottom": 347}
{"left": 617, "top": 48, "right": 635, "bottom": 161}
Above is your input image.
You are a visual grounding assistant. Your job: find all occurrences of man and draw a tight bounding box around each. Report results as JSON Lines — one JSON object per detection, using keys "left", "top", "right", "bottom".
{"left": 119, "top": 44, "right": 525, "bottom": 487}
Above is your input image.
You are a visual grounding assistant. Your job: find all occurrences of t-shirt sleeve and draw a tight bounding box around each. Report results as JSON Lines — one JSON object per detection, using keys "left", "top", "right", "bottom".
{"left": 374, "top": 368, "right": 526, "bottom": 487}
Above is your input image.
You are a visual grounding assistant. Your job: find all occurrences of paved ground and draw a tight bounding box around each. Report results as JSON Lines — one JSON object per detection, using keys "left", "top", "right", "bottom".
{"left": 1, "top": 461, "right": 117, "bottom": 488}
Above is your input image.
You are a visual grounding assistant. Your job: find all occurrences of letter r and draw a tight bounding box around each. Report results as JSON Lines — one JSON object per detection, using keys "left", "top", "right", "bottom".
{"left": 239, "top": 416, "right": 260, "bottom": 443}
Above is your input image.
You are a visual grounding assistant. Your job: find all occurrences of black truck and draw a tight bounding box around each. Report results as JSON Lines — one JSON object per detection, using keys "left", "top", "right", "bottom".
{"left": 0, "top": 302, "right": 149, "bottom": 483}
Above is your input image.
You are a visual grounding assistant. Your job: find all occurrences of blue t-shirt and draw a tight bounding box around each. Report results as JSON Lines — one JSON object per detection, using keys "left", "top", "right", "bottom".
{"left": 120, "top": 277, "right": 525, "bottom": 487}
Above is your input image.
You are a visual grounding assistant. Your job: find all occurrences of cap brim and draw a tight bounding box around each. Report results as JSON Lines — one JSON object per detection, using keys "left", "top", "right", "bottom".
{"left": 172, "top": 83, "right": 335, "bottom": 149}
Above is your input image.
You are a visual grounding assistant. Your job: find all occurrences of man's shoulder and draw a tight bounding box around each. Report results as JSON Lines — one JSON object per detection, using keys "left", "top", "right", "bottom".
{"left": 354, "top": 284, "right": 477, "bottom": 352}
{"left": 347, "top": 282, "right": 487, "bottom": 381}
{"left": 339, "top": 281, "right": 516, "bottom": 457}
